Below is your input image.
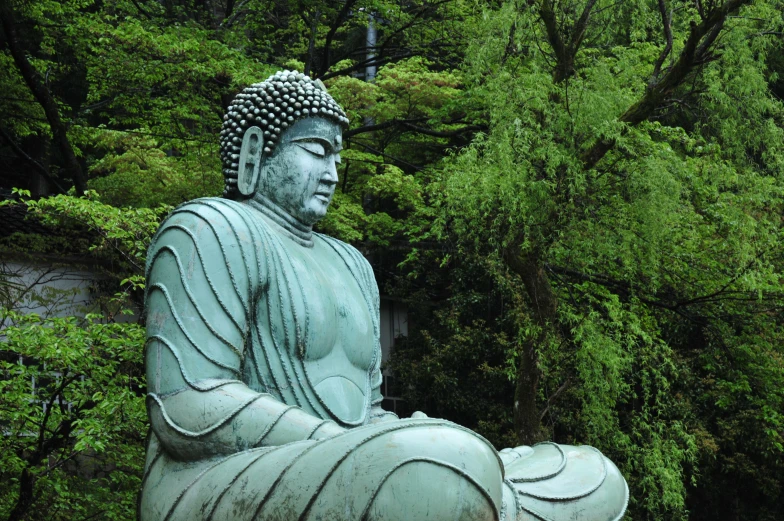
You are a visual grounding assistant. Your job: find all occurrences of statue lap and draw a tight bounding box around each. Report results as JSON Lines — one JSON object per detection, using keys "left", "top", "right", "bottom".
{"left": 141, "top": 419, "right": 504, "bottom": 521}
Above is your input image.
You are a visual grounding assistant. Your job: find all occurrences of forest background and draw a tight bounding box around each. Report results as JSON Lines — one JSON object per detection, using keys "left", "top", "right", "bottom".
{"left": 1, "top": 0, "right": 783, "bottom": 520}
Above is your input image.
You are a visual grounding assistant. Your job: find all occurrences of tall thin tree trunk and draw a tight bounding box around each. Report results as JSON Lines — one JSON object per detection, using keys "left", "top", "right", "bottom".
{"left": 504, "top": 249, "right": 559, "bottom": 444}
{"left": 304, "top": 9, "right": 322, "bottom": 77}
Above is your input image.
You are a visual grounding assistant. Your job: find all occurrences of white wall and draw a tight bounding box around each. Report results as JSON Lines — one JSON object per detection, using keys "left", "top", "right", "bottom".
{"left": 1, "top": 260, "right": 101, "bottom": 320}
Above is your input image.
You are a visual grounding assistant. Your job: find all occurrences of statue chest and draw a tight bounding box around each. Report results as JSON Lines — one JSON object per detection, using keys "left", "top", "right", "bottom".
{"left": 253, "top": 233, "right": 376, "bottom": 424}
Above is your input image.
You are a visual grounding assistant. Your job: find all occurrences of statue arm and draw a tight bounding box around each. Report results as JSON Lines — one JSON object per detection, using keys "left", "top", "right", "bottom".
{"left": 144, "top": 200, "right": 344, "bottom": 461}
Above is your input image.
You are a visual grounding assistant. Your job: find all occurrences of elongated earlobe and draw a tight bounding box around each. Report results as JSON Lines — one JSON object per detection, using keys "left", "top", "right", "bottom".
{"left": 238, "top": 126, "right": 264, "bottom": 196}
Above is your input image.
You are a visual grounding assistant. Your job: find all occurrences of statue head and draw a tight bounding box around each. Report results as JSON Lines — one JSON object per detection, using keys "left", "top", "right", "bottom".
{"left": 220, "top": 71, "right": 349, "bottom": 225}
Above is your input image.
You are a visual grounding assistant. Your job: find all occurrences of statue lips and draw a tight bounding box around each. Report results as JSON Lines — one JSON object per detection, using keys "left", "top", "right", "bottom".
{"left": 313, "top": 181, "right": 335, "bottom": 205}
{"left": 314, "top": 192, "right": 332, "bottom": 203}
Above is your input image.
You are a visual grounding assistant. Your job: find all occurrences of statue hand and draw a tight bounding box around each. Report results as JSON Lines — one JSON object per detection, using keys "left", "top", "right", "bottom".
{"left": 368, "top": 405, "right": 399, "bottom": 424}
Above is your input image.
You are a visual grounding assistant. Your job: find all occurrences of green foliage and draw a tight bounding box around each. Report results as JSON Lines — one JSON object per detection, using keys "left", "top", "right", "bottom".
{"left": 75, "top": 12, "right": 272, "bottom": 206}
{"left": 0, "top": 311, "right": 146, "bottom": 521}
{"left": 27, "top": 193, "right": 168, "bottom": 275}
{"left": 391, "top": 1, "right": 784, "bottom": 519}
{"left": 0, "top": 192, "right": 170, "bottom": 312}
{"left": 0, "top": 193, "right": 163, "bottom": 521}
{"left": 318, "top": 58, "right": 465, "bottom": 245}
{"left": 389, "top": 253, "right": 523, "bottom": 449}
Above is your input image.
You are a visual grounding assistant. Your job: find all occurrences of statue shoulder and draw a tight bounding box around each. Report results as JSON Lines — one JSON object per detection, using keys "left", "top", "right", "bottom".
{"left": 148, "top": 197, "right": 263, "bottom": 287}
{"left": 158, "top": 197, "right": 254, "bottom": 233}
{"left": 151, "top": 198, "right": 261, "bottom": 249}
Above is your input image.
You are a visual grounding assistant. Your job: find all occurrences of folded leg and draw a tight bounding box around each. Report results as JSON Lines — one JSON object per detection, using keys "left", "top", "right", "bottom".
{"left": 140, "top": 418, "right": 505, "bottom": 521}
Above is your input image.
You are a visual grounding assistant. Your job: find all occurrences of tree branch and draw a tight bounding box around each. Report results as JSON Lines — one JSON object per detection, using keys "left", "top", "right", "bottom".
{"left": 539, "top": 0, "right": 567, "bottom": 69}
{"left": 344, "top": 118, "right": 482, "bottom": 140}
{"left": 539, "top": 0, "right": 598, "bottom": 83}
{"left": 303, "top": 7, "right": 322, "bottom": 76}
{"left": 0, "top": 2, "right": 87, "bottom": 193}
{"left": 347, "top": 139, "right": 423, "bottom": 171}
{"left": 320, "top": 53, "right": 411, "bottom": 81}
{"left": 33, "top": 371, "right": 79, "bottom": 463}
{"left": 650, "top": 0, "right": 673, "bottom": 82}
{"left": 401, "top": 122, "right": 483, "bottom": 138}
{"left": 318, "top": 0, "right": 360, "bottom": 77}
{"left": 129, "top": 0, "right": 153, "bottom": 20}
{"left": 344, "top": 119, "right": 407, "bottom": 139}
{"left": 546, "top": 263, "right": 780, "bottom": 314}
{"left": 318, "top": 0, "right": 455, "bottom": 81}
{"left": 580, "top": 0, "right": 753, "bottom": 169}
{"left": 0, "top": 127, "right": 67, "bottom": 193}
{"left": 569, "top": 0, "right": 599, "bottom": 56}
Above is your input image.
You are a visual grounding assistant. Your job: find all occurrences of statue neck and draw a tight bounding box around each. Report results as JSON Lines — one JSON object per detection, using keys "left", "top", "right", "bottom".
{"left": 247, "top": 195, "right": 314, "bottom": 248}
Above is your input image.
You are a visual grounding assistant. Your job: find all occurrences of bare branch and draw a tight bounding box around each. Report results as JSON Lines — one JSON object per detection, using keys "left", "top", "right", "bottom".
{"left": 402, "top": 122, "right": 483, "bottom": 138}
{"left": 569, "top": 0, "right": 599, "bottom": 54}
{"left": 650, "top": 0, "right": 674, "bottom": 82}
{"left": 0, "top": 127, "right": 67, "bottom": 193}
{"left": 318, "top": 0, "right": 360, "bottom": 76}
{"left": 344, "top": 118, "right": 482, "bottom": 141}
{"left": 129, "top": 0, "right": 153, "bottom": 20}
{"left": 321, "top": 53, "right": 413, "bottom": 80}
{"left": 303, "top": 8, "right": 322, "bottom": 76}
{"left": 220, "top": 0, "right": 250, "bottom": 27}
{"left": 343, "top": 119, "right": 409, "bottom": 139}
{"left": 539, "top": 0, "right": 599, "bottom": 83}
{"left": 539, "top": 0, "right": 568, "bottom": 66}
{"left": 539, "top": 379, "right": 571, "bottom": 421}
{"left": 33, "top": 372, "right": 80, "bottom": 463}
{"left": 347, "top": 139, "right": 423, "bottom": 171}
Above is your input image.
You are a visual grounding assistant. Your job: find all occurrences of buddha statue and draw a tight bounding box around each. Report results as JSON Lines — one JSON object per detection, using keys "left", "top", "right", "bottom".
{"left": 139, "top": 71, "right": 629, "bottom": 521}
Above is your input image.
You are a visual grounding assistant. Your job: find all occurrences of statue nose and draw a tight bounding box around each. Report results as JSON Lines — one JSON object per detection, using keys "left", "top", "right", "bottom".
{"left": 323, "top": 158, "right": 339, "bottom": 185}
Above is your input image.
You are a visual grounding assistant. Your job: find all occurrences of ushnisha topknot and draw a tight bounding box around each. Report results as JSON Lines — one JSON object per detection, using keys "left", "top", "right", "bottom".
{"left": 220, "top": 70, "right": 350, "bottom": 198}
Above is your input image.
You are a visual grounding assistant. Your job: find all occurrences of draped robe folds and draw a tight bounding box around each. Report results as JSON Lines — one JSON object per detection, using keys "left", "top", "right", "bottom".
{"left": 139, "top": 198, "right": 629, "bottom": 521}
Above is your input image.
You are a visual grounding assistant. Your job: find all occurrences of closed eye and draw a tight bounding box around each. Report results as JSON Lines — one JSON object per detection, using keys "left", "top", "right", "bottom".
{"left": 294, "top": 141, "right": 326, "bottom": 157}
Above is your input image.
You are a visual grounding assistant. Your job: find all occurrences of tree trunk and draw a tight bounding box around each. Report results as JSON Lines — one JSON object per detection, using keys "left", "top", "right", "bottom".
{"left": 6, "top": 468, "right": 34, "bottom": 521}
{"left": 579, "top": 0, "right": 753, "bottom": 169}
{"left": 303, "top": 9, "right": 322, "bottom": 77}
{"left": 502, "top": 0, "right": 601, "bottom": 443}
{"left": 514, "top": 333, "right": 544, "bottom": 445}
{"left": 504, "top": 248, "right": 559, "bottom": 444}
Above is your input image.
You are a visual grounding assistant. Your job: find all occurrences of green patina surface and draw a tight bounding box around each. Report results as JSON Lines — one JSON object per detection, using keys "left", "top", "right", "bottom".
{"left": 138, "top": 72, "right": 629, "bottom": 521}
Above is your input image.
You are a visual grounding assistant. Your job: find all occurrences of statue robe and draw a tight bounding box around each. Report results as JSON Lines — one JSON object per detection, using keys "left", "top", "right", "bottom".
{"left": 138, "top": 198, "right": 628, "bottom": 521}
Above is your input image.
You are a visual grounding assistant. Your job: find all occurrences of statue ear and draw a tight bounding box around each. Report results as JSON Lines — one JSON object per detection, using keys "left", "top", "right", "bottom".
{"left": 237, "top": 126, "right": 264, "bottom": 196}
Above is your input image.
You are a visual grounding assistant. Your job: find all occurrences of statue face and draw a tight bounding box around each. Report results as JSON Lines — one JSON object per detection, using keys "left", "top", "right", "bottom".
{"left": 257, "top": 117, "right": 342, "bottom": 225}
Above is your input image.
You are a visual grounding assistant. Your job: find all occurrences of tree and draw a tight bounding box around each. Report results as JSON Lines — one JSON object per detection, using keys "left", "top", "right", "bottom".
{"left": 0, "top": 192, "right": 167, "bottom": 521}
{"left": 0, "top": 0, "right": 476, "bottom": 206}
{"left": 394, "top": 0, "right": 784, "bottom": 518}
{"left": 0, "top": 312, "right": 146, "bottom": 521}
